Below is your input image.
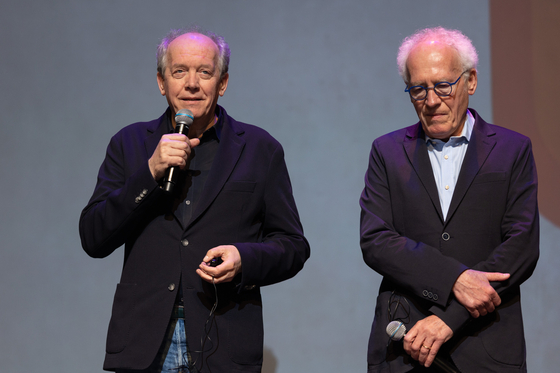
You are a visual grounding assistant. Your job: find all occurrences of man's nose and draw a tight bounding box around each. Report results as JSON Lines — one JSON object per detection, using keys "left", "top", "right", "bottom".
{"left": 425, "top": 89, "right": 441, "bottom": 106}
{"left": 184, "top": 73, "right": 199, "bottom": 89}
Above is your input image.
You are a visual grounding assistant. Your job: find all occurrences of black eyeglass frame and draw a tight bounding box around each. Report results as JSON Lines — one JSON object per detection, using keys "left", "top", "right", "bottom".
{"left": 404, "top": 69, "right": 470, "bottom": 101}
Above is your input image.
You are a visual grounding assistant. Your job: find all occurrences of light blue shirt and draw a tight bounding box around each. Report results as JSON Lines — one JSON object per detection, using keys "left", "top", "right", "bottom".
{"left": 425, "top": 110, "right": 474, "bottom": 221}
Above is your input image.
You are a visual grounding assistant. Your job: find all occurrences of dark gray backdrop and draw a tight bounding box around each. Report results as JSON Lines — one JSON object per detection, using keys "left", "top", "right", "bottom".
{"left": 1, "top": 1, "right": 558, "bottom": 372}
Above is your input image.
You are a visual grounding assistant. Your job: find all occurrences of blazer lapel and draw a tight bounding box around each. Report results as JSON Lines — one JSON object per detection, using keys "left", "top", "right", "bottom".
{"left": 144, "top": 110, "right": 170, "bottom": 160}
{"left": 403, "top": 124, "right": 445, "bottom": 222}
{"left": 187, "top": 114, "right": 245, "bottom": 229}
{"left": 445, "top": 113, "right": 496, "bottom": 225}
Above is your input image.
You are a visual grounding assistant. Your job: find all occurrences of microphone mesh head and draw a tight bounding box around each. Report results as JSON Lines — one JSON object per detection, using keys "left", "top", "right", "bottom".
{"left": 175, "top": 109, "right": 194, "bottom": 125}
{"left": 386, "top": 321, "right": 407, "bottom": 341}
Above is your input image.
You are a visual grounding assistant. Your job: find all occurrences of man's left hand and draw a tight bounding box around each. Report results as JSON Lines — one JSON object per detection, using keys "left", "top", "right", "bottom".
{"left": 196, "top": 245, "right": 242, "bottom": 284}
{"left": 403, "top": 315, "right": 453, "bottom": 368}
{"left": 453, "top": 269, "right": 510, "bottom": 318}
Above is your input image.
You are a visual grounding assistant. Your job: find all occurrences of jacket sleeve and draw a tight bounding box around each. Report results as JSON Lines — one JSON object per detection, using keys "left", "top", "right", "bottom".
{"left": 234, "top": 143, "right": 310, "bottom": 289}
{"left": 79, "top": 129, "right": 166, "bottom": 258}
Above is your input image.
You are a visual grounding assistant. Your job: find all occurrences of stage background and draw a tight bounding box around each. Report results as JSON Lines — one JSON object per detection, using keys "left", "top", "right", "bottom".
{"left": 1, "top": 1, "right": 558, "bottom": 372}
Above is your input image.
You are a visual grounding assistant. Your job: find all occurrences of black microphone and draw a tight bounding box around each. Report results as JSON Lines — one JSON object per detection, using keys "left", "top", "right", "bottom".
{"left": 162, "top": 109, "right": 194, "bottom": 193}
{"left": 386, "top": 321, "right": 461, "bottom": 373}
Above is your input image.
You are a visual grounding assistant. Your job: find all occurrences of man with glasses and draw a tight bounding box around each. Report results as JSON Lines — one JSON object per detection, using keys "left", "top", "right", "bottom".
{"left": 360, "top": 27, "right": 538, "bottom": 372}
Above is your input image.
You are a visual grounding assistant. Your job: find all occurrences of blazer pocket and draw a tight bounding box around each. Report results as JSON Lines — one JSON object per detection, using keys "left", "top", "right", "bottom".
{"left": 222, "top": 181, "right": 256, "bottom": 193}
{"left": 226, "top": 297, "right": 264, "bottom": 365}
{"left": 106, "top": 283, "right": 137, "bottom": 354}
{"left": 473, "top": 171, "right": 507, "bottom": 184}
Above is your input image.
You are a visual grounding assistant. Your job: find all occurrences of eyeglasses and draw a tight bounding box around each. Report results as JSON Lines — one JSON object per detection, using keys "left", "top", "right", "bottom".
{"left": 405, "top": 70, "right": 469, "bottom": 101}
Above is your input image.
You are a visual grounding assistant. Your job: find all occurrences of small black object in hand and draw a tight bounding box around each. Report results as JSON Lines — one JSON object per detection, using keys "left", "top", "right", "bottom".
{"left": 208, "top": 258, "right": 223, "bottom": 267}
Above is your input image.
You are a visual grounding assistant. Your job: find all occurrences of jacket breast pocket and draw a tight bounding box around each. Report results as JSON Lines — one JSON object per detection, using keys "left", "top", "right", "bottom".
{"left": 472, "top": 171, "right": 507, "bottom": 184}
{"left": 222, "top": 181, "right": 256, "bottom": 193}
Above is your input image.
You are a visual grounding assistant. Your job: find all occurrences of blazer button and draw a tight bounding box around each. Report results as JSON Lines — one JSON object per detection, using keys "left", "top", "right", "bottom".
{"left": 442, "top": 232, "right": 450, "bottom": 241}
{"left": 181, "top": 239, "right": 189, "bottom": 247}
{"left": 422, "top": 290, "right": 428, "bottom": 297}
{"left": 168, "top": 283, "right": 176, "bottom": 291}
{"left": 433, "top": 294, "right": 439, "bottom": 301}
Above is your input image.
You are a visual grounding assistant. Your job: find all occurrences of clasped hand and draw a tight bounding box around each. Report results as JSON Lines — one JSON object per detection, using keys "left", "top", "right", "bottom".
{"left": 148, "top": 133, "right": 201, "bottom": 181}
{"left": 404, "top": 269, "right": 510, "bottom": 367}
{"left": 404, "top": 315, "right": 453, "bottom": 368}
{"left": 453, "top": 269, "right": 510, "bottom": 318}
{"left": 197, "top": 245, "right": 242, "bottom": 284}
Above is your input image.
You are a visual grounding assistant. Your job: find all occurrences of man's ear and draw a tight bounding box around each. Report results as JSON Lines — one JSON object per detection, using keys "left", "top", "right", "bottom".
{"left": 467, "top": 69, "right": 478, "bottom": 95}
{"left": 157, "top": 72, "right": 166, "bottom": 96}
{"left": 218, "top": 73, "right": 229, "bottom": 97}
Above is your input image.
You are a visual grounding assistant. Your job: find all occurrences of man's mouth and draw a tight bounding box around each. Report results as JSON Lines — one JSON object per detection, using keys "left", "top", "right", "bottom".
{"left": 426, "top": 112, "right": 446, "bottom": 120}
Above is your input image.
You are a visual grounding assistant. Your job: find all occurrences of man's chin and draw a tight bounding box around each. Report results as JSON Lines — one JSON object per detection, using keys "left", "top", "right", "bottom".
{"left": 423, "top": 124, "right": 454, "bottom": 139}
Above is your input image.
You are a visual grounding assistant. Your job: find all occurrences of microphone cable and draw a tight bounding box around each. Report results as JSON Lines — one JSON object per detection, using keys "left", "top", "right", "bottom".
{"left": 183, "top": 276, "right": 220, "bottom": 372}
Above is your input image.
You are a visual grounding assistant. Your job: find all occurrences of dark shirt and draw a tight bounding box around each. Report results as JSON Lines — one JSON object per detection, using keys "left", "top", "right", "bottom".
{"left": 165, "top": 109, "right": 223, "bottom": 306}
{"left": 166, "top": 109, "right": 223, "bottom": 228}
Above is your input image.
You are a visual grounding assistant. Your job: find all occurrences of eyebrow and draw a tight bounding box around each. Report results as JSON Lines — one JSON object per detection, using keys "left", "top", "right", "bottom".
{"left": 172, "top": 62, "right": 210, "bottom": 68}
{"left": 409, "top": 77, "right": 455, "bottom": 86}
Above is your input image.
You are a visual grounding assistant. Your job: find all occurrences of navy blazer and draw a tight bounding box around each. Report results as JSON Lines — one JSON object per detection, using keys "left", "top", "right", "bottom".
{"left": 80, "top": 106, "right": 310, "bottom": 372}
{"left": 360, "top": 109, "right": 539, "bottom": 372}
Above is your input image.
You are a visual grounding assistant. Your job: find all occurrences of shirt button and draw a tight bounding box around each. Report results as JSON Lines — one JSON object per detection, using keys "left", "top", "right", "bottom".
{"left": 445, "top": 185, "right": 450, "bottom": 190}
{"left": 442, "top": 232, "right": 450, "bottom": 241}
{"left": 181, "top": 239, "right": 189, "bottom": 247}
{"left": 185, "top": 200, "right": 191, "bottom": 205}
{"left": 444, "top": 155, "right": 449, "bottom": 160}
{"left": 168, "top": 283, "right": 176, "bottom": 291}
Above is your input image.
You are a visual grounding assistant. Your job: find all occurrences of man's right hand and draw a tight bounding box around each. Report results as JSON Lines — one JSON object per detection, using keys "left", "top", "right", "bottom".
{"left": 148, "top": 134, "right": 200, "bottom": 181}
{"left": 452, "top": 269, "right": 510, "bottom": 318}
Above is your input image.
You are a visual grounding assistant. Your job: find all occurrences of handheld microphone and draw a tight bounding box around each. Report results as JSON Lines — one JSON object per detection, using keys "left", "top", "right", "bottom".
{"left": 162, "top": 109, "right": 194, "bottom": 193}
{"left": 386, "top": 321, "right": 460, "bottom": 373}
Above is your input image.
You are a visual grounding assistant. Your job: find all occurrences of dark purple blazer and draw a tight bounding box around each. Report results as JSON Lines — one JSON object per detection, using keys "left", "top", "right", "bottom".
{"left": 80, "top": 106, "right": 310, "bottom": 372}
{"left": 360, "top": 109, "right": 539, "bottom": 372}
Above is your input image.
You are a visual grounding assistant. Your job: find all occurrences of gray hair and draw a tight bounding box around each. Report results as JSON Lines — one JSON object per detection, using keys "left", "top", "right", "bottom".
{"left": 156, "top": 26, "right": 230, "bottom": 79}
{"left": 397, "top": 27, "right": 478, "bottom": 82}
